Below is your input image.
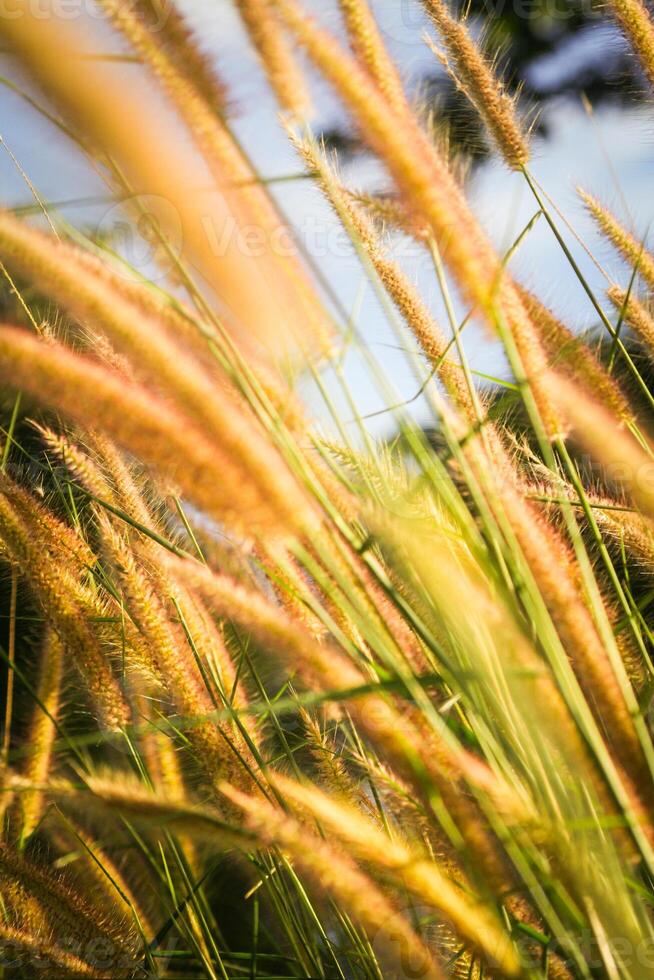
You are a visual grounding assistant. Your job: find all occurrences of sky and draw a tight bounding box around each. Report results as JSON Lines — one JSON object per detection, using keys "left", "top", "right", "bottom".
{"left": 1, "top": 0, "right": 653, "bottom": 435}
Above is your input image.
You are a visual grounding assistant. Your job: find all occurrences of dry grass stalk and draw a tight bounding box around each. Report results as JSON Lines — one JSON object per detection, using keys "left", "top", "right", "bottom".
{"left": 95, "top": 0, "right": 332, "bottom": 358}
{"left": 588, "top": 491, "right": 654, "bottom": 576}
{"left": 0, "top": 7, "right": 325, "bottom": 358}
{"left": 170, "top": 556, "right": 371, "bottom": 693}
{"left": 220, "top": 782, "right": 447, "bottom": 980}
{"left": 549, "top": 372, "right": 654, "bottom": 521}
{"left": 274, "top": 774, "right": 521, "bottom": 975}
{"left": 580, "top": 189, "right": 654, "bottom": 288}
{"left": 293, "top": 134, "right": 474, "bottom": 421}
{"left": 1, "top": 1, "right": 653, "bottom": 972}
{"left": 35, "top": 771, "right": 242, "bottom": 845}
{"left": 607, "top": 284, "right": 654, "bottom": 355}
{"left": 421, "top": 0, "right": 529, "bottom": 169}
{"left": 273, "top": 0, "right": 560, "bottom": 436}
{"left": 605, "top": 0, "right": 654, "bottom": 89}
{"left": 299, "top": 709, "right": 361, "bottom": 804}
{"left": 503, "top": 483, "right": 651, "bottom": 791}
{"left": 381, "top": 501, "right": 651, "bottom": 860}
{"left": 420, "top": 397, "right": 645, "bottom": 814}
{"left": 0, "top": 212, "right": 315, "bottom": 518}
{"left": 0, "top": 492, "right": 129, "bottom": 732}
{"left": 518, "top": 286, "right": 632, "bottom": 420}
{"left": 337, "top": 0, "right": 408, "bottom": 114}
{"left": 173, "top": 582, "right": 261, "bottom": 751}
{"left": 0, "top": 923, "right": 106, "bottom": 978}
{"left": 75, "top": 424, "right": 258, "bottom": 749}
{"left": 0, "top": 327, "right": 315, "bottom": 537}
{"left": 48, "top": 814, "right": 154, "bottom": 941}
{"left": 462, "top": 450, "right": 654, "bottom": 838}
{"left": 526, "top": 478, "right": 651, "bottom": 692}
{"left": 232, "top": 0, "right": 310, "bottom": 116}
{"left": 0, "top": 844, "right": 134, "bottom": 963}
{"left": 176, "top": 558, "right": 519, "bottom": 892}
{"left": 347, "top": 188, "right": 431, "bottom": 239}
{"left": 85, "top": 432, "right": 157, "bottom": 528}
{"left": 81, "top": 436, "right": 261, "bottom": 750}
{"left": 34, "top": 425, "right": 111, "bottom": 501}
{"left": 95, "top": 0, "right": 237, "bottom": 180}
{"left": 14, "top": 629, "right": 63, "bottom": 841}
{"left": 103, "top": 524, "right": 256, "bottom": 793}
{"left": 133, "top": 0, "right": 228, "bottom": 110}
{"left": 304, "top": 158, "right": 629, "bottom": 766}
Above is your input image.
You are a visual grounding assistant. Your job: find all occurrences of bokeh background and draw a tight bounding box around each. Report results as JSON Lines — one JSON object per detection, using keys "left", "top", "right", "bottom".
{"left": 1, "top": 0, "right": 653, "bottom": 433}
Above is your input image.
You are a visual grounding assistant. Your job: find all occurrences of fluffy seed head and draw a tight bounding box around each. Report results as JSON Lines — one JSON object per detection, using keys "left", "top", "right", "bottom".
{"left": 15, "top": 629, "right": 63, "bottom": 841}
{"left": 233, "top": 0, "right": 311, "bottom": 116}
{"left": 518, "top": 286, "right": 633, "bottom": 421}
{"left": 608, "top": 284, "right": 654, "bottom": 356}
{"left": 422, "top": 0, "right": 529, "bottom": 169}
{"left": 605, "top": 0, "right": 654, "bottom": 90}
{"left": 273, "top": 774, "right": 521, "bottom": 975}
{"left": 0, "top": 327, "right": 316, "bottom": 538}
{"left": 580, "top": 189, "right": 654, "bottom": 289}
{"left": 221, "top": 783, "right": 447, "bottom": 980}
{"left": 338, "top": 0, "right": 408, "bottom": 115}
{"left": 275, "top": 0, "right": 559, "bottom": 435}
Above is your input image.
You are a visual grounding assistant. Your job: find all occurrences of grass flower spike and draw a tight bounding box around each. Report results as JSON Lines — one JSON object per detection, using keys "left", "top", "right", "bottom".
{"left": 1, "top": 1, "right": 654, "bottom": 976}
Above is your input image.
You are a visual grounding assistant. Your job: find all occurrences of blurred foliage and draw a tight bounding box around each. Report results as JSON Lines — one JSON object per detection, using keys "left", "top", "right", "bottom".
{"left": 323, "top": 0, "right": 649, "bottom": 163}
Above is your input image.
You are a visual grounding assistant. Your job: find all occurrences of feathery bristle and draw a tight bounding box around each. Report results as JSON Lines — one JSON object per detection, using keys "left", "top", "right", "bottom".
{"left": 422, "top": 0, "right": 529, "bottom": 169}
{"left": 0, "top": 327, "right": 315, "bottom": 538}
{"left": 518, "top": 286, "right": 633, "bottom": 420}
{"left": 606, "top": 0, "right": 654, "bottom": 89}
{"left": 220, "top": 782, "right": 447, "bottom": 980}
{"left": 338, "top": 0, "right": 408, "bottom": 114}
{"left": 0, "top": 490, "right": 129, "bottom": 732}
{"left": 274, "top": 0, "right": 560, "bottom": 436}
{"left": 607, "top": 284, "right": 654, "bottom": 356}
{"left": 233, "top": 0, "right": 311, "bottom": 116}
{"left": 580, "top": 188, "right": 654, "bottom": 288}
{"left": 15, "top": 629, "right": 63, "bottom": 841}
{"left": 274, "top": 774, "right": 521, "bottom": 975}
{"left": 103, "top": 524, "right": 256, "bottom": 793}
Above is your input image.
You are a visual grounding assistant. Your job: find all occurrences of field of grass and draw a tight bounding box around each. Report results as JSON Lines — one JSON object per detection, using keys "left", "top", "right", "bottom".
{"left": 1, "top": 1, "right": 654, "bottom": 977}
